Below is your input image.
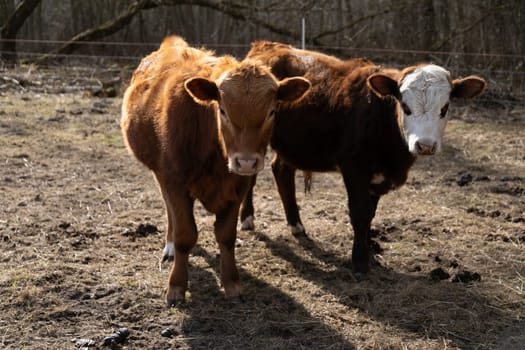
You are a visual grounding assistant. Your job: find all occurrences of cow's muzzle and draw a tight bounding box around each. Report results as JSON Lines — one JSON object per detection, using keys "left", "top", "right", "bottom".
{"left": 415, "top": 139, "right": 438, "bottom": 155}
{"left": 229, "top": 153, "right": 264, "bottom": 175}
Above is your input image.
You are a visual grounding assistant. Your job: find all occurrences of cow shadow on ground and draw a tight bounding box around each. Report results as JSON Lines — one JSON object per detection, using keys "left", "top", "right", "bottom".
{"left": 431, "top": 142, "right": 521, "bottom": 177}
{"left": 175, "top": 245, "right": 356, "bottom": 350}
{"left": 170, "top": 119, "right": 522, "bottom": 349}
{"left": 416, "top": 142, "right": 524, "bottom": 220}
{"left": 252, "top": 230, "right": 517, "bottom": 349}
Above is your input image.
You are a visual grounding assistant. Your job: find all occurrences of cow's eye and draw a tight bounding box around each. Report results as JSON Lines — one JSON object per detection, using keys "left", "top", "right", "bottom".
{"left": 440, "top": 103, "right": 449, "bottom": 118}
{"left": 401, "top": 102, "right": 412, "bottom": 115}
{"left": 219, "top": 108, "right": 231, "bottom": 125}
{"left": 219, "top": 108, "right": 229, "bottom": 120}
{"left": 268, "top": 110, "right": 276, "bottom": 118}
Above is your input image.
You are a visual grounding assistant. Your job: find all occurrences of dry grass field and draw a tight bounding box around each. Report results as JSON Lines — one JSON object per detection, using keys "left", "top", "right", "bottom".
{"left": 0, "top": 66, "right": 523, "bottom": 349}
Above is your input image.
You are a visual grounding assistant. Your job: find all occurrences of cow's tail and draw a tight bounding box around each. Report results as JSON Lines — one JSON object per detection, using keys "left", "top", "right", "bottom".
{"left": 304, "top": 171, "right": 313, "bottom": 194}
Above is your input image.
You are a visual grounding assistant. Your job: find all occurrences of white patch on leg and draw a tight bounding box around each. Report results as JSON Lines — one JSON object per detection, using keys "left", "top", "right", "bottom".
{"left": 240, "top": 215, "right": 254, "bottom": 230}
{"left": 371, "top": 173, "right": 385, "bottom": 185}
{"left": 163, "top": 242, "right": 174, "bottom": 259}
{"left": 289, "top": 222, "right": 305, "bottom": 235}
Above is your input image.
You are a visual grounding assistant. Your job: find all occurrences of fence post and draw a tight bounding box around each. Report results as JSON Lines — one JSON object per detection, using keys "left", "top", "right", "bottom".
{"left": 301, "top": 17, "right": 305, "bottom": 49}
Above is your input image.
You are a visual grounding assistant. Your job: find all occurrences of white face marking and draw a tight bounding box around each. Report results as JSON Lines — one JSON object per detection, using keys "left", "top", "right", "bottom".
{"left": 400, "top": 65, "right": 452, "bottom": 155}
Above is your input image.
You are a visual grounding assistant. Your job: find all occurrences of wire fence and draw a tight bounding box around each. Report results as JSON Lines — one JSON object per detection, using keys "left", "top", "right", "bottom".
{"left": 0, "top": 38, "right": 523, "bottom": 107}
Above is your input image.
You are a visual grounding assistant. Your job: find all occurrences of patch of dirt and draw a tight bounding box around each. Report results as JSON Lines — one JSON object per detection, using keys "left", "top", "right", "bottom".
{"left": 0, "top": 66, "right": 524, "bottom": 349}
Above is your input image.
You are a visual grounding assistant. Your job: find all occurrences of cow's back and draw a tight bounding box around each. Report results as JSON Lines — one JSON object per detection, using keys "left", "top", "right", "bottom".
{"left": 248, "top": 42, "right": 394, "bottom": 171}
{"left": 121, "top": 37, "right": 230, "bottom": 173}
{"left": 249, "top": 41, "right": 371, "bottom": 106}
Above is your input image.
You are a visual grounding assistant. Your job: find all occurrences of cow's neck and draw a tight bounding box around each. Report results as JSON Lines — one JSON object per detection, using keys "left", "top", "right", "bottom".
{"left": 377, "top": 102, "right": 416, "bottom": 191}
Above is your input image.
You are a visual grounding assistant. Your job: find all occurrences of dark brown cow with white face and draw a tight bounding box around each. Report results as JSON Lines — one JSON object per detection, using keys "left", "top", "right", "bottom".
{"left": 242, "top": 41, "right": 486, "bottom": 279}
{"left": 121, "top": 36, "right": 310, "bottom": 305}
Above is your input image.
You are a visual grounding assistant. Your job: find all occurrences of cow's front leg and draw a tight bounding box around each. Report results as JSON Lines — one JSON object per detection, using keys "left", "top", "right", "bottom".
{"left": 239, "top": 175, "right": 256, "bottom": 230}
{"left": 163, "top": 189, "right": 197, "bottom": 306}
{"left": 342, "top": 170, "right": 374, "bottom": 281}
{"left": 272, "top": 154, "right": 305, "bottom": 235}
{"left": 214, "top": 201, "right": 243, "bottom": 299}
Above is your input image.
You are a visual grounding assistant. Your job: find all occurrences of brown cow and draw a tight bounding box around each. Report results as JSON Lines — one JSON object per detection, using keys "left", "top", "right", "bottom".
{"left": 242, "top": 41, "right": 486, "bottom": 280}
{"left": 121, "top": 36, "right": 310, "bottom": 305}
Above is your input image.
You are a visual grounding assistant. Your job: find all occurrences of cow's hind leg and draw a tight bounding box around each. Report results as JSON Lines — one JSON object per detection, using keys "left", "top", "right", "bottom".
{"left": 239, "top": 175, "right": 256, "bottom": 230}
{"left": 369, "top": 194, "right": 380, "bottom": 248}
{"left": 215, "top": 201, "right": 243, "bottom": 299}
{"left": 154, "top": 174, "right": 177, "bottom": 263}
{"left": 272, "top": 155, "right": 305, "bottom": 235}
{"left": 159, "top": 185, "right": 175, "bottom": 262}
{"left": 160, "top": 184, "right": 197, "bottom": 306}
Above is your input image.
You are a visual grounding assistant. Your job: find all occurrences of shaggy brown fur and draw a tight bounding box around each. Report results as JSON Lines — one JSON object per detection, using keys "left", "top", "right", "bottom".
{"left": 121, "top": 36, "right": 310, "bottom": 305}
{"left": 242, "top": 41, "right": 486, "bottom": 278}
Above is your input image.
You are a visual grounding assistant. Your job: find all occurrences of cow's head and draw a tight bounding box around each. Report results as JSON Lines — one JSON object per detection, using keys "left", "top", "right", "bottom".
{"left": 367, "top": 64, "right": 486, "bottom": 156}
{"left": 184, "top": 60, "right": 310, "bottom": 175}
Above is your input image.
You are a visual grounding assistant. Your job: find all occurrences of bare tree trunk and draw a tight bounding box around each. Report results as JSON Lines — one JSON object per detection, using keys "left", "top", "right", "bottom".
{"left": 52, "top": 0, "right": 162, "bottom": 58}
{"left": 35, "top": 0, "right": 304, "bottom": 61}
{"left": 1, "top": 0, "right": 41, "bottom": 61}
{"left": 421, "top": 0, "right": 437, "bottom": 53}
{"left": 0, "top": 0, "right": 15, "bottom": 27}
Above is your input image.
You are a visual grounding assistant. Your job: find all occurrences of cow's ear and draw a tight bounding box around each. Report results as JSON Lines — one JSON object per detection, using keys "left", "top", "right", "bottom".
{"left": 276, "top": 77, "right": 311, "bottom": 102}
{"left": 184, "top": 77, "right": 219, "bottom": 103}
{"left": 367, "top": 74, "right": 400, "bottom": 99}
{"left": 451, "top": 76, "right": 487, "bottom": 99}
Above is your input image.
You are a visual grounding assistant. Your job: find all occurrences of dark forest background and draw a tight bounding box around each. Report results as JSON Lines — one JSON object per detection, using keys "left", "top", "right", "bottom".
{"left": 1, "top": 0, "right": 523, "bottom": 100}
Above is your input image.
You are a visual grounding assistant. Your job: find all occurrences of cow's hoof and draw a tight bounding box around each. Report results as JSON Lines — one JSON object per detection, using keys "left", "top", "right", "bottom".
{"left": 166, "top": 292, "right": 185, "bottom": 308}
{"left": 289, "top": 222, "right": 306, "bottom": 237}
{"left": 162, "top": 254, "right": 174, "bottom": 263}
{"left": 353, "top": 271, "right": 369, "bottom": 282}
{"left": 162, "top": 242, "right": 175, "bottom": 262}
{"left": 228, "top": 294, "right": 245, "bottom": 304}
{"left": 166, "top": 285, "right": 186, "bottom": 307}
{"left": 166, "top": 298, "right": 184, "bottom": 308}
{"left": 240, "top": 215, "right": 254, "bottom": 230}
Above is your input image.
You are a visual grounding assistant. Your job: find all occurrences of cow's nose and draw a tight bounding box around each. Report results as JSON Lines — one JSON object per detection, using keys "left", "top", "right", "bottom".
{"left": 415, "top": 140, "right": 437, "bottom": 155}
{"left": 236, "top": 158, "right": 257, "bottom": 171}
{"left": 232, "top": 154, "right": 261, "bottom": 175}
